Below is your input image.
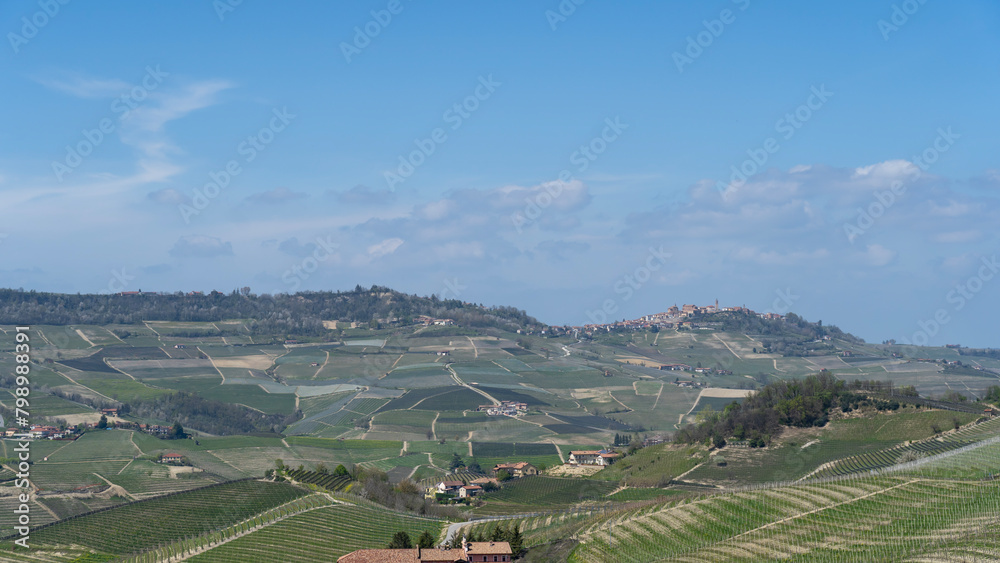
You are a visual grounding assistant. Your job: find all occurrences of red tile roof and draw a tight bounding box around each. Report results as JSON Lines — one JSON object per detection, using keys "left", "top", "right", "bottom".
{"left": 464, "top": 541, "right": 512, "bottom": 555}
{"left": 337, "top": 549, "right": 420, "bottom": 563}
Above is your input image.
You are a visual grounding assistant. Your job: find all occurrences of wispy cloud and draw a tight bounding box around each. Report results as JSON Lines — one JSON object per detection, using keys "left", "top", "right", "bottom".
{"left": 34, "top": 72, "right": 131, "bottom": 98}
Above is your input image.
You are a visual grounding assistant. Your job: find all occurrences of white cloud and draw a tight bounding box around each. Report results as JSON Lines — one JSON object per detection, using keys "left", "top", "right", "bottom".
{"left": 928, "top": 200, "right": 973, "bottom": 217}
{"left": 851, "top": 159, "right": 920, "bottom": 182}
{"left": 862, "top": 244, "right": 895, "bottom": 267}
{"left": 35, "top": 72, "right": 130, "bottom": 98}
{"left": 124, "top": 80, "right": 234, "bottom": 134}
{"left": 367, "top": 238, "right": 404, "bottom": 259}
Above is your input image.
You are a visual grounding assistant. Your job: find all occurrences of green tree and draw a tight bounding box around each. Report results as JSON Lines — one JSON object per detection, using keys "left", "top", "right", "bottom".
{"left": 97, "top": 415, "right": 108, "bottom": 429}
{"left": 171, "top": 422, "right": 185, "bottom": 439}
{"left": 506, "top": 524, "right": 523, "bottom": 554}
{"left": 333, "top": 464, "right": 349, "bottom": 477}
{"left": 417, "top": 530, "right": 436, "bottom": 549}
{"left": 496, "top": 469, "right": 512, "bottom": 482}
{"left": 388, "top": 531, "right": 412, "bottom": 549}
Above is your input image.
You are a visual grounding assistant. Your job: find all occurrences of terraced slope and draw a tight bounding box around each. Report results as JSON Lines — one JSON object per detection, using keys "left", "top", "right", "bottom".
{"left": 814, "top": 416, "right": 1000, "bottom": 478}
{"left": 569, "top": 477, "right": 1000, "bottom": 562}
{"left": 0, "top": 480, "right": 307, "bottom": 561}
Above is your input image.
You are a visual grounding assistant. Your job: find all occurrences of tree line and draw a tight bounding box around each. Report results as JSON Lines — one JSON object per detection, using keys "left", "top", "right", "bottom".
{"left": 125, "top": 391, "right": 299, "bottom": 436}
{"left": 0, "top": 286, "right": 543, "bottom": 336}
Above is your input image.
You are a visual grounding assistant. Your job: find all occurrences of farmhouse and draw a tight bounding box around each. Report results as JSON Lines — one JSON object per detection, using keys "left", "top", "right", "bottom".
{"left": 492, "top": 462, "right": 537, "bottom": 478}
{"left": 458, "top": 484, "right": 482, "bottom": 498}
{"left": 338, "top": 541, "right": 511, "bottom": 563}
{"left": 568, "top": 449, "right": 620, "bottom": 466}
{"left": 160, "top": 453, "right": 184, "bottom": 464}
{"left": 101, "top": 407, "right": 118, "bottom": 417}
{"left": 436, "top": 480, "right": 464, "bottom": 494}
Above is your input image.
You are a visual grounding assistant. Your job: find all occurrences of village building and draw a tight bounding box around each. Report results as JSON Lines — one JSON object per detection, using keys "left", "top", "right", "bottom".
{"left": 338, "top": 541, "right": 511, "bottom": 563}
{"left": 568, "top": 449, "right": 620, "bottom": 466}
{"left": 492, "top": 462, "right": 538, "bottom": 478}
{"left": 160, "top": 453, "right": 184, "bottom": 464}
{"left": 436, "top": 481, "right": 464, "bottom": 495}
{"left": 458, "top": 485, "right": 482, "bottom": 498}
{"left": 29, "top": 425, "right": 59, "bottom": 439}
{"left": 478, "top": 401, "right": 528, "bottom": 417}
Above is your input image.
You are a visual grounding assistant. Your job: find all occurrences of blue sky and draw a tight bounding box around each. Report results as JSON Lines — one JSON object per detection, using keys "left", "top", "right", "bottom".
{"left": 1, "top": 1, "right": 999, "bottom": 346}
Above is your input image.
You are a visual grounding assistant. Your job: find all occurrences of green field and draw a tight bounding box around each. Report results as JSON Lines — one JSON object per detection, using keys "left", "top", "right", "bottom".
{"left": 8, "top": 315, "right": 1000, "bottom": 561}
{"left": 1, "top": 480, "right": 307, "bottom": 558}
{"left": 187, "top": 504, "right": 446, "bottom": 562}
{"left": 569, "top": 477, "right": 1000, "bottom": 562}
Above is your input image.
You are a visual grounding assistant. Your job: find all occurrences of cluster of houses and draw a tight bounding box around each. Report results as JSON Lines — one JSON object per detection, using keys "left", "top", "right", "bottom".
{"left": 671, "top": 380, "right": 707, "bottom": 389}
{"left": 477, "top": 401, "right": 528, "bottom": 417}
{"left": 415, "top": 315, "right": 455, "bottom": 326}
{"left": 338, "top": 541, "right": 512, "bottom": 563}
{"left": 116, "top": 290, "right": 212, "bottom": 297}
{"left": 434, "top": 461, "right": 541, "bottom": 500}
{"left": 435, "top": 480, "right": 487, "bottom": 499}
{"left": 545, "top": 301, "right": 785, "bottom": 335}
{"left": 3, "top": 419, "right": 177, "bottom": 441}
{"left": 492, "top": 461, "right": 538, "bottom": 477}
{"left": 659, "top": 364, "right": 732, "bottom": 376}
{"left": 4, "top": 425, "right": 71, "bottom": 440}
